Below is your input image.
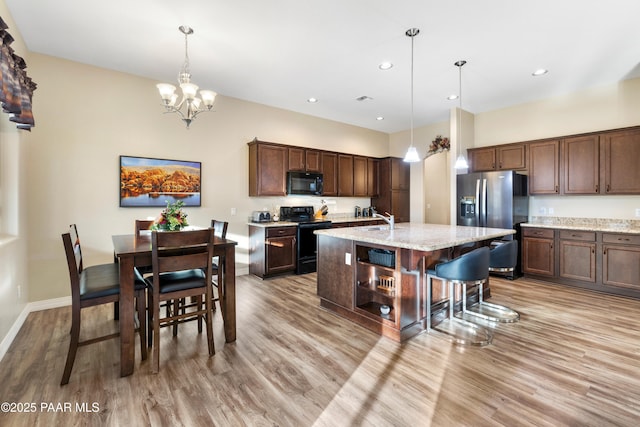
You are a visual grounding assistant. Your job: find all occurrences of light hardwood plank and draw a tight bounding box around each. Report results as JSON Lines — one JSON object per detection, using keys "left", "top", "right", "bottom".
{"left": 1, "top": 274, "right": 639, "bottom": 426}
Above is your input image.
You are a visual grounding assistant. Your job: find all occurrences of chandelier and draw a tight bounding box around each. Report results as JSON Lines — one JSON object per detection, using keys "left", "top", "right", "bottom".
{"left": 156, "top": 26, "right": 217, "bottom": 128}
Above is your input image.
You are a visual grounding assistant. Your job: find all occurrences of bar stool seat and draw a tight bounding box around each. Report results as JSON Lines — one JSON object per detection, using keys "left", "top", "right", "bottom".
{"left": 426, "top": 247, "right": 493, "bottom": 346}
{"left": 460, "top": 240, "right": 520, "bottom": 323}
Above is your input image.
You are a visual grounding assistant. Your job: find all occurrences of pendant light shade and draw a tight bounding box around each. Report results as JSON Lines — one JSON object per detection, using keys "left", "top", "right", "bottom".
{"left": 454, "top": 60, "right": 468, "bottom": 169}
{"left": 403, "top": 28, "right": 421, "bottom": 163}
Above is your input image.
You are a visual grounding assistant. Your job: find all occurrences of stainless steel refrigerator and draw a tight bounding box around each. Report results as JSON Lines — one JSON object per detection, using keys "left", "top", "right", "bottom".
{"left": 457, "top": 170, "right": 529, "bottom": 275}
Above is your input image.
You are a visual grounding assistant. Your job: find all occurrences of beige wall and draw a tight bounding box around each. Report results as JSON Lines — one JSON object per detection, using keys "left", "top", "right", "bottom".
{"left": 473, "top": 77, "right": 640, "bottom": 220}
{"left": 23, "top": 53, "right": 389, "bottom": 302}
{"left": 0, "top": 1, "right": 29, "bottom": 351}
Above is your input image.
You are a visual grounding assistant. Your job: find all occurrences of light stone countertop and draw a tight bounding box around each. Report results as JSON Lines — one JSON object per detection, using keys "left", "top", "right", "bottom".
{"left": 315, "top": 223, "right": 514, "bottom": 251}
{"left": 522, "top": 217, "right": 640, "bottom": 234}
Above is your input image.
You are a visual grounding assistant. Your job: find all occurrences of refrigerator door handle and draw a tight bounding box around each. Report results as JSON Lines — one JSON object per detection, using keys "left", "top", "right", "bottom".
{"left": 475, "top": 179, "right": 481, "bottom": 225}
{"left": 481, "top": 178, "right": 488, "bottom": 226}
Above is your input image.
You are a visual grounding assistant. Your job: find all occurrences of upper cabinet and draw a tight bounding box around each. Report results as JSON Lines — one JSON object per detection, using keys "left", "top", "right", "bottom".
{"left": 367, "top": 158, "right": 379, "bottom": 197}
{"left": 601, "top": 128, "right": 640, "bottom": 194}
{"left": 288, "top": 147, "right": 322, "bottom": 172}
{"left": 247, "top": 141, "right": 405, "bottom": 200}
{"left": 248, "top": 140, "right": 288, "bottom": 196}
{"left": 562, "top": 134, "right": 599, "bottom": 194}
{"left": 338, "top": 154, "right": 354, "bottom": 196}
{"left": 321, "top": 152, "right": 338, "bottom": 196}
{"left": 468, "top": 143, "right": 527, "bottom": 172}
{"left": 529, "top": 140, "right": 560, "bottom": 195}
{"left": 353, "top": 156, "right": 368, "bottom": 197}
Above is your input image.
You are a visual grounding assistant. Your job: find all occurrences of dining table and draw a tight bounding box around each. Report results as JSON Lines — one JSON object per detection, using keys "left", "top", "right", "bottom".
{"left": 112, "top": 231, "right": 238, "bottom": 377}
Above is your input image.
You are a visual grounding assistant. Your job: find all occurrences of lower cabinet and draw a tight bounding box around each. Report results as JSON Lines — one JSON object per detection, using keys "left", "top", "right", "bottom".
{"left": 602, "top": 233, "right": 640, "bottom": 291}
{"left": 522, "top": 227, "right": 640, "bottom": 298}
{"left": 559, "top": 230, "right": 596, "bottom": 282}
{"left": 522, "top": 228, "right": 555, "bottom": 277}
{"left": 249, "top": 225, "right": 297, "bottom": 278}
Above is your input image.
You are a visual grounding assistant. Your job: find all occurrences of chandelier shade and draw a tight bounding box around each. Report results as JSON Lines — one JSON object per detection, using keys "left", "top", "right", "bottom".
{"left": 156, "top": 26, "right": 216, "bottom": 128}
{"left": 454, "top": 60, "right": 469, "bottom": 169}
{"left": 403, "top": 27, "right": 421, "bottom": 163}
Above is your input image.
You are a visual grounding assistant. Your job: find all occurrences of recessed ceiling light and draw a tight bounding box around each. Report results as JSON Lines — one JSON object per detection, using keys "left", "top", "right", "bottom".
{"left": 532, "top": 69, "right": 548, "bottom": 76}
{"left": 376, "top": 116, "right": 384, "bottom": 121}
{"left": 379, "top": 62, "right": 393, "bottom": 70}
{"left": 307, "top": 97, "right": 318, "bottom": 103}
{"left": 447, "top": 94, "right": 459, "bottom": 100}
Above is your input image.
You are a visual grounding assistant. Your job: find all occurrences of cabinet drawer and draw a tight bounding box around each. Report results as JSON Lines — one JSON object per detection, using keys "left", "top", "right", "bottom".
{"left": 523, "top": 228, "right": 554, "bottom": 239}
{"left": 602, "top": 233, "right": 640, "bottom": 245}
{"left": 266, "top": 226, "right": 297, "bottom": 238}
{"left": 559, "top": 230, "right": 596, "bottom": 241}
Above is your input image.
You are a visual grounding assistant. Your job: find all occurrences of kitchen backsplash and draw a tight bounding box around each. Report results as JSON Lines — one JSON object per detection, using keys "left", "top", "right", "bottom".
{"left": 528, "top": 216, "right": 640, "bottom": 231}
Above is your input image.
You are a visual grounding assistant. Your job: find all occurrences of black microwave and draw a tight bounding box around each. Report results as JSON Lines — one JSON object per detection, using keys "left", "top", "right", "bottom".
{"left": 287, "top": 171, "right": 323, "bottom": 195}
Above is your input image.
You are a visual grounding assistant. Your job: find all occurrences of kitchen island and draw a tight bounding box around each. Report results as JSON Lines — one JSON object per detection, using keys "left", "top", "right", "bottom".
{"left": 315, "top": 223, "right": 515, "bottom": 342}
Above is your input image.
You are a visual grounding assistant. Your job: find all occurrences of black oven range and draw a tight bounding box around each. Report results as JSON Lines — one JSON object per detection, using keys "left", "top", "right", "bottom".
{"left": 279, "top": 206, "right": 331, "bottom": 274}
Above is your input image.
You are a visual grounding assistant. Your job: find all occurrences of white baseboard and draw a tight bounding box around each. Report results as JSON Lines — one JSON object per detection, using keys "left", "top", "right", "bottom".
{"left": 0, "top": 272, "right": 251, "bottom": 363}
{"left": 0, "top": 297, "right": 71, "bottom": 362}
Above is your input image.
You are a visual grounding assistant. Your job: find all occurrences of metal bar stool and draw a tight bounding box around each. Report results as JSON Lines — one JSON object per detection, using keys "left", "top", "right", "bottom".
{"left": 426, "top": 247, "right": 493, "bottom": 346}
{"left": 460, "top": 240, "right": 520, "bottom": 323}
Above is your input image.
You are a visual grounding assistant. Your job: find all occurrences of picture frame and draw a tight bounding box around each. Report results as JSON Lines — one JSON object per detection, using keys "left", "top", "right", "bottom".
{"left": 119, "top": 155, "right": 201, "bottom": 207}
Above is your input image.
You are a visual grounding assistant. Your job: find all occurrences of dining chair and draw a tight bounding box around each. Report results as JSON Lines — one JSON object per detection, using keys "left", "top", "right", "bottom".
{"left": 211, "top": 219, "right": 229, "bottom": 312}
{"left": 147, "top": 228, "right": 216, "bottom": 373}
{"left": 61, "top": 224, "right": 147, "bottom": 385}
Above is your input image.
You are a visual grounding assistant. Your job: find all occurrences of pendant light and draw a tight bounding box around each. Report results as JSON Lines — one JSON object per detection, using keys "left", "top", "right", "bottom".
{"left": 454, "top": 60, "right": 469, "bottom": 169}
{"left": 403, "top": 28, "right": 421, "bottom": 163}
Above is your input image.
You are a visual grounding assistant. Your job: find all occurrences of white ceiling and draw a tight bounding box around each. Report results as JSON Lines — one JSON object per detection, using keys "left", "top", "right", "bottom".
{"left": 6, "top": 0, "right": 640, "bottom": 133}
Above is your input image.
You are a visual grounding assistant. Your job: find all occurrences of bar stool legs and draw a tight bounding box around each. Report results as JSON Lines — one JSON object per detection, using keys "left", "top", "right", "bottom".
{"left": 425, "top": 273, "right": 493, "bottom": 346}
{"left": 458, "top": 240, "right": 520, "bottom": 323}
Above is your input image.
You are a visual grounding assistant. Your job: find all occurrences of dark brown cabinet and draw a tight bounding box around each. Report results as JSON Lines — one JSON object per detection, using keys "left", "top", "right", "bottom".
{"left": 372, "top": 157, "right": 410, "bottom": 223}
{"left": 248, "top": 141, "right": 287, "bottom": 196}
{"left": 288, "top": 147, "right": 322, "bottom": 172}
{"left": 562, "top": 135, "right": 600, "bottom": 194}
{"left": 338, "top": 154, "right": 354, "bottom": 196}
{"left": 602, "top": 233, "right": 640, "bottom": 291}
{"left": 468, "top": 144, "right": 526, "bottom": 172}
{"left": 321, "top": 152, "right": 338, "bottom": 196}
{"left": 559, "top": 230, "right": 596, "bottom": 282}
{"left": 529, "top": 140, "right": 560, "bottom": 195}
{"left": 602, "top": 128, "right": 640, "bottom": 194}
{"left": 249, "top": 225, "right": 297, "bottom": 278}
{"left": 522, "top": 227, "right": 555, "bottom": 277}
{"left": 468, "top": 147, "right": 496, "bottom": 172}
{"left": 353, "top": 156, "right": 368, "bottom": 197}
{"left": 367, "top": 158, "right": 379, "bottom": 197}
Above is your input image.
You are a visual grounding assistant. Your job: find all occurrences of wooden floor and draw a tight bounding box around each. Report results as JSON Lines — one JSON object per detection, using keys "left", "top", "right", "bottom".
{"left": 1, "top": 274, "right": 639, "bottom": 427}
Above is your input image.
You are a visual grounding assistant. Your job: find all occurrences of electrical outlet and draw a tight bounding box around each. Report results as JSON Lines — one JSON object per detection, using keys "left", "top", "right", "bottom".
{"left": 539, "top": 207, "right": 547, "bottom": 215}
{"left": 635, "top": 208, "right": 640, "bottom": 218}
{"left": 17, "top": 286, "right": 21, "bottom": 299}
{"left": 345, "top": 253, "right": 352, "bottom": 265}
{"left": 548, "top": 207, "right": 554, "bottom": 215}
{"left": 230, "top": 207, "right": 237, "bottom": 215}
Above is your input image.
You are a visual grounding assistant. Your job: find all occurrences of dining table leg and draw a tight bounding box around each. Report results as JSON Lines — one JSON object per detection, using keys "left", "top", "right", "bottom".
{"left": 222, "top": 246, "right": 236, "bottom": 342}
{"left": 118, "top": 255, "right": 135, "bottom": 376}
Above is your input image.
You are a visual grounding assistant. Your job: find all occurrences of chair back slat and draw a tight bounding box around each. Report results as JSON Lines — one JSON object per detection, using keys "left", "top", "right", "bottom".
{"left": 211, "top": 219, "right": 229, "bottom": 239}
{"left": 151, "top": 228, "right": 214, "bottom": 276}
{"left": 135, "top": 219, "right": 154, "bottom": 237}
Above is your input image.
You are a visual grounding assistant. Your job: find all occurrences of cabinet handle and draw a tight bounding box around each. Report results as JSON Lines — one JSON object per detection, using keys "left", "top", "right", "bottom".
{"left": 555, "top": 185, "right": 559, "bottom": 193}
{"left": 571, "top": 234, "right": 581, "bottom": 238}
{"left": 606, "top": 184, "right": 610, "bottom": 192}
{"left": 498, "top": 163, "right": 502, "bottom": 169}
{"left": 591, "top": 248, "right": 595, "bottom": 254}
{"left": 550, "top": 244, "right": 553, "bottom": 249}
{"left": 595, "top": 184, "right": 599, "bottom": 192}
{"left": 617, "top": 237, "right": 630, "bottom": 242}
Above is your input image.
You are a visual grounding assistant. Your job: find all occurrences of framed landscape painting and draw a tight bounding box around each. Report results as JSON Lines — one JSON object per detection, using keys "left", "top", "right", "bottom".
{"left": 119, "top": 155, "right": 201, "bottom": 207}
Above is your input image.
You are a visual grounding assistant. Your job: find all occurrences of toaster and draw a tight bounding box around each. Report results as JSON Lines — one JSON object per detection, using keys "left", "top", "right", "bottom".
{"left": 252, "top": 211, "right": 271, "bottom": 222}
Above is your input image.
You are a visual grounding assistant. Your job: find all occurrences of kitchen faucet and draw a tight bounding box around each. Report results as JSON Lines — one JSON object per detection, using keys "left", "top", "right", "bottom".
{"left": 374, "top": 212, "right": 395, "bottom": 229}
